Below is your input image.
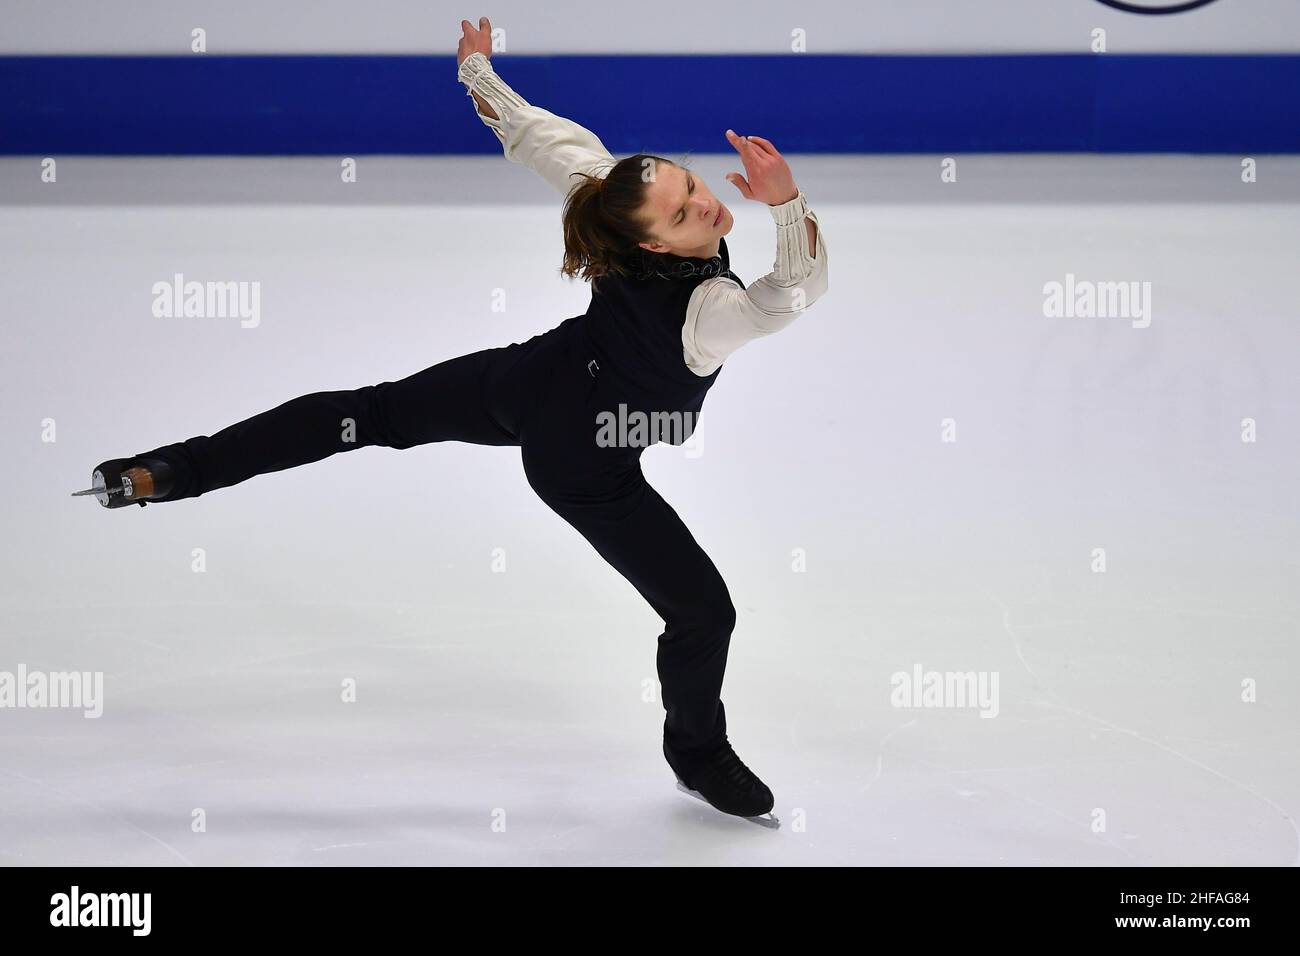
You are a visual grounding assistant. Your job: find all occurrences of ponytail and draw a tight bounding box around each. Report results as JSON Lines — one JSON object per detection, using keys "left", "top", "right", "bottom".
{"left": 560, "top": 153, "right": 677, "bottom": 283}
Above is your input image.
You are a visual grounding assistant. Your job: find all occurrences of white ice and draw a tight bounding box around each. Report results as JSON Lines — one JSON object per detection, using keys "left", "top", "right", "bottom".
{"left": 1, "top": 155, "right": 1297, "bottom": 865}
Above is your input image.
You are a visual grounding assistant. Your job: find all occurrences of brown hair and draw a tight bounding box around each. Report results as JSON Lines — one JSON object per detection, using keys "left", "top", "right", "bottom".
{"left": 560, "top": 153, "right": 683, "bottom": 283}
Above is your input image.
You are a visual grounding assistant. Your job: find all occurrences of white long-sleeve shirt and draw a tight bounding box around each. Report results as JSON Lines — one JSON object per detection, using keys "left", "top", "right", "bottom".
{"left": 457, "top": 51, "right": 829, "bottom": 377}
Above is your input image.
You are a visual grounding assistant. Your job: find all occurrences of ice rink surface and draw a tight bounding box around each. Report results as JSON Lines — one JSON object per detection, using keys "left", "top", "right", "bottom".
{"left": 1, "top": 155, "right": 1297, "bottom": 865}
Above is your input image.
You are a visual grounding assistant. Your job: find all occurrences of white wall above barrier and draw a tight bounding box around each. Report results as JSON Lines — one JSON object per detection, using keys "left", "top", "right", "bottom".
{"left": 2, "top": 0, "right": 1297, "bottom": 55}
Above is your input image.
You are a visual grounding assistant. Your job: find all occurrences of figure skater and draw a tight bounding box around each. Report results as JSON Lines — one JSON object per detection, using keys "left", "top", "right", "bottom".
{"left": 73, "top": 17, "right": 829, "bottom": 824}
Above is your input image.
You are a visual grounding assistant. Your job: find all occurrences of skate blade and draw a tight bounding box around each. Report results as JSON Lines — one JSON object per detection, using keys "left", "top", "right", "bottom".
{"left": 674, "top": 779, "right": 781, "bottom": 829}
{"left": 72, "top": 469, "right": 114, "bottom": 506}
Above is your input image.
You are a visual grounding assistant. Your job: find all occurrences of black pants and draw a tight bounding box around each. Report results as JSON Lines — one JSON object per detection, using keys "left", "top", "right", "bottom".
{"left": 137, "top": 317, "right": 735, "bottom": 765}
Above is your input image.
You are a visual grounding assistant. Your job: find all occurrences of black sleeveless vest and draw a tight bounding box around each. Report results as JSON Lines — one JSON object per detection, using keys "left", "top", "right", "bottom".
{"left": 573, "top": 236, "right": 746, "bottom": 446}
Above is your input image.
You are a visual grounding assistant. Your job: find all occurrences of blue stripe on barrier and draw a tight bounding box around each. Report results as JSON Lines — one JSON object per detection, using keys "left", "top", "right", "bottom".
{"left": 1, "top": 53, "right": 1296, "bottom": 154}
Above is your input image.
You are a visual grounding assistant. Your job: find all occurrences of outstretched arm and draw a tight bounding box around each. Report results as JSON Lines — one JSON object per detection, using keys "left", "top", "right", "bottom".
{"left": 681, "top": 134, "right": 829, "bottom": 377}
{"left": 458, "top": 18, "right": 503, "bottom": 121}
{"left": 456, "top": 18, "right": 617, "bottom": 198}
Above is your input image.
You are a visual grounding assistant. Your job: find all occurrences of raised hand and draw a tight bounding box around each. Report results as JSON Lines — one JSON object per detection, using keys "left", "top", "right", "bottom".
{"left": 457, "top": 16, "right": 494, "bottom": 68}
{"left": 724, "top": 130, "right": 799, "bottom": 206}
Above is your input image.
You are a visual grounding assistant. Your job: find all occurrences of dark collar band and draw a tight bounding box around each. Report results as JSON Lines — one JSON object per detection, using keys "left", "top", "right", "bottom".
{"left": 634, "top": 238, "right": 730, "bottom": 281}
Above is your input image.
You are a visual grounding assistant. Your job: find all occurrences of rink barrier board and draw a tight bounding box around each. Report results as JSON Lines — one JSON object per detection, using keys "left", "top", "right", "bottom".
{"left": 1, "top": 53, "right": 1297, "bottom": 154}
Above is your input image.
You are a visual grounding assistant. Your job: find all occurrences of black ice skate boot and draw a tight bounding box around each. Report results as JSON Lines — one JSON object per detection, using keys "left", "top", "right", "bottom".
{"left": 666, "top": 737, "right": 779, "bottom": 828}
{"left": 72, "top": 456, "right": 177, "bottom": 509}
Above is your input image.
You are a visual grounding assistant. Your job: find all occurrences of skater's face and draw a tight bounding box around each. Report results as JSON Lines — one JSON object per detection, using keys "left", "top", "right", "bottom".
{"left": 637, "top": 162, "right": 731, "bottom": 259}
